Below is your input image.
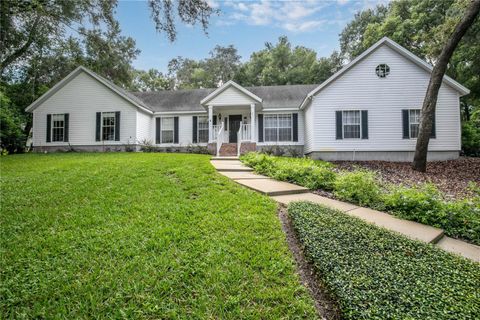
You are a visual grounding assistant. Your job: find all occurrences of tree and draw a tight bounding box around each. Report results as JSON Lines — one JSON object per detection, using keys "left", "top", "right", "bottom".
{"left": 234, "top": 36, "right": 342, "bottom": 87}
{"left": 131, "top": 69, "right": 171, "bottom": 91}
{"left": 148, "top": 0, "right": 218, "bottom": 41}
{"left": 168, "top": 45, "right": 241, "bottom": 89}
{"left": 413, "top": 0, "right": 480, "bottom": 171}
{"left": 339, "top": 5, "right": 389, "bottom": 60}
{"left": 1, "top": 0, "right": 218, "bottom": 74}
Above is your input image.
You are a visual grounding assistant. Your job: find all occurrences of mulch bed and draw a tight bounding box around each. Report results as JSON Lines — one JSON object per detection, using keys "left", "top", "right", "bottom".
{"left": 331, "top": 157, "right": 480, "bottom": 200}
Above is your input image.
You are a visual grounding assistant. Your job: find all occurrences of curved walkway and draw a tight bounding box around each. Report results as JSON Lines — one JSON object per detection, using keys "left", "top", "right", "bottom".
{"left": 211, "top": 158, "right": 480, "bottom": 262}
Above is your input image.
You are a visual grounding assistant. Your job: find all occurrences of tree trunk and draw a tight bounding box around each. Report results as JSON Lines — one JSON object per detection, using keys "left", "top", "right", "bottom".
{"left": 412, "top": 0, "right": 480, "bottom": 172}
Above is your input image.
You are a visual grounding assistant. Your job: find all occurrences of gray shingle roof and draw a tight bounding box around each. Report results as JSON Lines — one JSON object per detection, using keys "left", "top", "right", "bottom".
{"left": 130, "top": 84, "right": 318, "bottom": 112}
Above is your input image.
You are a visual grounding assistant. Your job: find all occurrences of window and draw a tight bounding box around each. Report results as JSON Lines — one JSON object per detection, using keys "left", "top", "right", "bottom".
{"left": 161, "top": 117, "right": 174, "bottom": 143}
{"left": 52, "top": 114, "right": 65, "bottom": 142}
{"left": 342, "top": 110, "right": 361, "bottom": 139}
{"left": 264, "top": 114, "right": 292, "bottom": 142}
{"left": 198, "top": 116, "right": 209, "bottom": 143}
{"left": 409, "top": 109, "right": 421, "bottom": 138}
{"left": 376, "top": 64, "right": 390, "bottom": 78}
{"left": 102, "top": 112, "right": 116, "bottom": 141}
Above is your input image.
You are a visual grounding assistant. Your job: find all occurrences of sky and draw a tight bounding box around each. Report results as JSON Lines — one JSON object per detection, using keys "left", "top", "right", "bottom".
{"left": 115, "top": 0, "right": 390, "bottom": 73}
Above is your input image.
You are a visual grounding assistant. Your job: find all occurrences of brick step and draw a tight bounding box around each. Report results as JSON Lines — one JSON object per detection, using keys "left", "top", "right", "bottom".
{"left": 219, "top": 143, "right": 238, "bottom": 156}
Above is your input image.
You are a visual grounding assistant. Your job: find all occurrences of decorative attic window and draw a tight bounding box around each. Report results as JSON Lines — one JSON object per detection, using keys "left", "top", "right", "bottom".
{"left": 376, "top": 64, "right": 390, "bottom": 78}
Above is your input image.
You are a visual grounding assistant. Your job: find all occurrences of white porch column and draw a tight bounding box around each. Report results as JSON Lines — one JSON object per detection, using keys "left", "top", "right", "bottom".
{"left": 250, "top": 103, "right": 255, "bottom": 142}
{"left": 208, "top": 105, "right": 213, "bottom": 143}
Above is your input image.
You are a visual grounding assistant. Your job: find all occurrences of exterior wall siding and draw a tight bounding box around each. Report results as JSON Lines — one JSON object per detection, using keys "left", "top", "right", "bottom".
{"left": 136, "top": 110, "right": 152, "bottom": 143}
{"left": 32, "top": 72, "right": 138, "bottom": 147}
{"left": 307, "top": 44, "right": 461, "bottom": 153}
{"left": 207, "top": 86, "right": 257, "bottom": 106}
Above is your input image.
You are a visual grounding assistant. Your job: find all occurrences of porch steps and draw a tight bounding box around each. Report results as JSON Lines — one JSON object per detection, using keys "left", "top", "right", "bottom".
{"left": 219, "top": 143, "right": 238, "bottom": 157}
{"left": 211, "top": 156, "right": 239, "bottom": 160}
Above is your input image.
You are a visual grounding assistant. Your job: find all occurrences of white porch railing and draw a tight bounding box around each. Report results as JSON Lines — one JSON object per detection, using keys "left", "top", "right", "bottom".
{"left": 212, "top": 124, "right": 221, "bottom": 141}
{"left": 237, "top": 123, "right": 252, "bottom": 156}
{"left": 237, "top": 122, "right": 242, "bottom": 157}
{"left": 216, "top": 122, "right": 225, "bottom": 156}
{"left": 239, "top": 123, "right": 251, "bottom": 142}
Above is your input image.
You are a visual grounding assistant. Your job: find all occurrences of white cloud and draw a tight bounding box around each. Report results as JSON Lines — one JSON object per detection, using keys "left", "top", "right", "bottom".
{"left": 283, "top": 20, "right": 326, "bottom": 32}
{"left": 223, "top": 0, "right": 330, "bottom": 32}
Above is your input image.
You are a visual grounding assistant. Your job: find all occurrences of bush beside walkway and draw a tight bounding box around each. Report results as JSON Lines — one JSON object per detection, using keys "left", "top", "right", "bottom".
{"left": 288, "top": 201, "right": 480, "bottom": 320}
{"left": 241, "top": 152, "right": 480, "bottom": 245}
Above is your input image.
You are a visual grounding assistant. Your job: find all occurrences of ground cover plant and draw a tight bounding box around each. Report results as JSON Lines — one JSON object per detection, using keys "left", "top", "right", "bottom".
{"left": 288, "top": 201, "right": 480, "bottom": 320}
{"left": 0, "top": 153, "right": 317, "bottom": 319}
{"left": 241, "top": 152, "right": 480, "bottom": 245}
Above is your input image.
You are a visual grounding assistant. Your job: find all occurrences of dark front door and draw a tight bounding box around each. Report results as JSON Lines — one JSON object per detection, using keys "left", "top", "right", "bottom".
{"left": 229, "top": 115, "right": 242, "bottom": 143}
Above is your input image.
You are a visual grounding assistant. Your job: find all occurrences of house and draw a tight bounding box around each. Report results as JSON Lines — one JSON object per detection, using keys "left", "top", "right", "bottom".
{"left": 26, "top": 37, "right": 470, "bottom": 161}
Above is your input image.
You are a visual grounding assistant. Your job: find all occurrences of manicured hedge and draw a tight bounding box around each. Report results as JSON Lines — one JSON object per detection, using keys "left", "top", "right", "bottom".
{"left": 288, "top": 202, "right": 480, "bottom": 320}
{"left": 241, "top": 152, "right": 480, "bottom": 245}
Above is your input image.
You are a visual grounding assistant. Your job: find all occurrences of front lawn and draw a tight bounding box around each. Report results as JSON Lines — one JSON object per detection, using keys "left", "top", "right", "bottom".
{"left": 0, "top": 153, "right": 317, "bottom": 318}
{"left": 289, "top": 202, "right": 480, "bottom": 320}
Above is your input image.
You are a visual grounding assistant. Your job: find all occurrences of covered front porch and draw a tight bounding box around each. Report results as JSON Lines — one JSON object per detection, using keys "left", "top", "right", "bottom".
{"left": 200, "top": 80, "right": 263, "bottom": 156}
{"left": 206, "top": 104, "right": 258, "bottom": 156}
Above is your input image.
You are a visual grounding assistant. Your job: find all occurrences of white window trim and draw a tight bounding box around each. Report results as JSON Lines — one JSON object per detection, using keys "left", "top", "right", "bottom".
{"left": 101, "top": 112, "right": 116, "bottom": 141}
{"left": 197, "top": 116, "right": 209, "bottom": 143}
{"left": 51, "top": 113, "right": 65, "bottom": 142}
{"left": 160, "top": 116, "right": 175, "bottom": 144}
{"left": 263, "top": 113, "right": 293, "bottom": 143}
{"left": 408, "top": 108, "right": 423, "bottom": 140}
{"left": 342, "top": 110, "right": 362, "bottom": 140}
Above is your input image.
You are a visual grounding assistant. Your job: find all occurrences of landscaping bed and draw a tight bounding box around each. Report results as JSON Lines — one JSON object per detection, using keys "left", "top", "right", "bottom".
{"left": 333, "top": 158, "right": 480, "bottom": 200}
{"left": 288, "top": 201, "right": 480, "bottom": 320}
{"left": 241, "top": 153, "right": 480, "bottom": 245}
{"left": 0, "top": 153, "right": 317, "bottom": 318}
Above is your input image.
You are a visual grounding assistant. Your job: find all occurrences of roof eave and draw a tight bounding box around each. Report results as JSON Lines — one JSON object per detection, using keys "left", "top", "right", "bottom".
{"left": 25, "top": 66, "right": 153, "bottom": 114}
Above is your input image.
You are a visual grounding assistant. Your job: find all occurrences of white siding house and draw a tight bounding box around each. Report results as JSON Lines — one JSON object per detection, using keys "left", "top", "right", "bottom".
{"left": 26, "top": 37, "right": 469, "bottom": 160}
{"left": 300, "top": 38, "right": 467, "bottom": 161}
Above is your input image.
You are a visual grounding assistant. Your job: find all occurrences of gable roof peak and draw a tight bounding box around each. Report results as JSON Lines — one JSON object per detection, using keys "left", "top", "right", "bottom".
{"left": 25, "top": 65, "right": 152, "bottom": 113}
{"left": 200, "top": 80, "right": 262, "bottom": 105}
{"left": 299, "top": 37, "right": 470, "bottom": 109}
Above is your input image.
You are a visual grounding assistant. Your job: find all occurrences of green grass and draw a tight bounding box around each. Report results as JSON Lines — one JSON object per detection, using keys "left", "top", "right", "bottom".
{"left": 289, "top": 202, "right": 480, "bottom": 320}
{"left": 0, "top": 153, "right": 317, "bottom": 319}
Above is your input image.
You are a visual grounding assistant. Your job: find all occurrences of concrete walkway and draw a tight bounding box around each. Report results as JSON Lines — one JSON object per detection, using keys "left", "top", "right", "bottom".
{"left": 212, "top": 158, "right": 480, "bottom": 262}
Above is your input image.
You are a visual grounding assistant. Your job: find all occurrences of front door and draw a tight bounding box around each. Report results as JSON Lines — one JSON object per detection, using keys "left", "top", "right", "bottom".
{"left": 229, "top": 115, "right": 242, "bottom": 143}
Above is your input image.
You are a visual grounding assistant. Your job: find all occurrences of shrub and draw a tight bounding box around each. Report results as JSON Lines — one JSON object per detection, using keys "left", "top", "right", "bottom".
{"left": 383, "top": 183, "right": 480, "bottom": 244}
{"left": 288, "top": 202, "right": 480, "bottom": 320}
{"left": 383, "top": 183, "right": 444, "bottom": 224}
{"left": 334, "top": 170, "right": 382, "bottom": 207}
{"left": 241, "top": 152, "right": 336, "bottom": 190}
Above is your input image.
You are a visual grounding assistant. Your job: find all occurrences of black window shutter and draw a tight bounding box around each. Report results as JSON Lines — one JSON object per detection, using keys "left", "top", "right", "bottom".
{"left": 213, "top": 115, "right": 217, "bottom": 126}
{"left": 292, "top": 113, "right": 298, "bottom": 142}
{"left": 64, "top": 113, "right": 69, "bottom": 142}
{"left": 402, "top": 110, "right": 409, "bottom": 139}
{"left": 430, "top": 113, "right": 436, "bottom": 138}
{"left": 96, "top": 112, "right": 101, "bottom": 141}
{"left": 192, "top": 116, "right": 197, "bottom": 143}
{"left": 46, "top": 114, "right": 51, "bottom": 142}
{"left": 174, "top": 116, "right": 179, "bottom": 144}
{"left": 361, "top": 110, "right": 368, "bottom": 139}
{"left": 258, "top": 114, "right": 264, "bottom": 142}
{"left": 335, "top": 111, "right": 343, "bottom": 139}
{"left": 156, "top": 118, "right": 161, "bottom": 144}
{"left": 115, "top": 111, "right": 120, "bottom": 141}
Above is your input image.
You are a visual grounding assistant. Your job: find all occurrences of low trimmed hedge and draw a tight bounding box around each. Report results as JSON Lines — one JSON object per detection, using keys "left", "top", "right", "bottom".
{"left": 241, "top": 152, "right": 480, "bottom": 245}
{"left": 289, "top": 202, "right": 480, "bottom": 320}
